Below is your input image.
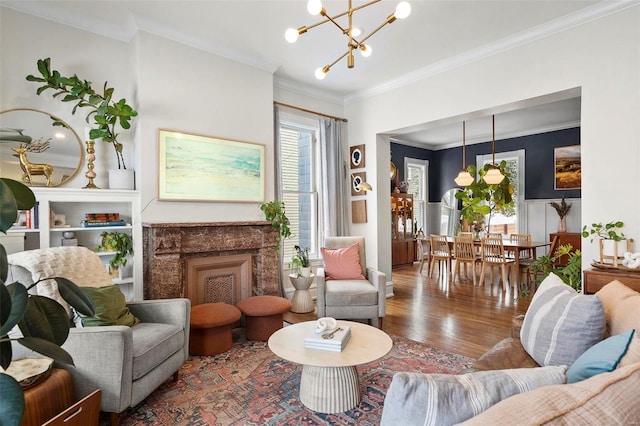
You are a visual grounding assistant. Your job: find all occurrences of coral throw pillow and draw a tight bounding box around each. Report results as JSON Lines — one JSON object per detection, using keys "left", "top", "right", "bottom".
{"left": 321, "top": 242, "right": 366, "bottom": 280}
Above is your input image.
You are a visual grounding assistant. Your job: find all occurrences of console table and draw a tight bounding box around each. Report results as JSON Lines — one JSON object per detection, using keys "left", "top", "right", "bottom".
{"left": 583, "top": 267, "right": 640, "bottom": 294}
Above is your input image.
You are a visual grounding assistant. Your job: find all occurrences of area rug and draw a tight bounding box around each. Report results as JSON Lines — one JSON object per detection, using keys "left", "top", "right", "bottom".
{"left": 112, "top": 335, "right": 473, "bottom": 425}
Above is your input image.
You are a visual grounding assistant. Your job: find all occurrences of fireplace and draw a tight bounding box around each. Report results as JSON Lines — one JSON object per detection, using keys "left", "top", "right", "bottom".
{"left": 142, "top": 221, "right": 280, "bottom": 304}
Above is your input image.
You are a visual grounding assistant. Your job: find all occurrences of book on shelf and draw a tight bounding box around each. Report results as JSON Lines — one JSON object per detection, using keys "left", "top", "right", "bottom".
{"left": 81, "top": 220, "right": 127, "bottom": 227}
{"left": 304, "top": 326, "right": 351, "bottom": 352}
{"left": 85, "top": 212, "right": 121, "bottom": 221}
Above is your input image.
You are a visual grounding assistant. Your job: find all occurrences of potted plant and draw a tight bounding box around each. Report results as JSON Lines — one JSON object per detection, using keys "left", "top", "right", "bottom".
{"left": 260, "top": 201, "right": 291, "bottom": 252}
{"left": 582, "top": 221, "right": 632, "bottom": 266}
{"left": 549, "top": 198, "right": 571, "bottom": 232}
{"left": 292, "top": 245, "right": 311, "bottom": 277}
{"left": 456, "top": 162, "right": 514, "bottom": 232}
{"left": 0, "top": 178, "right": 95, "bottom": 425}
{"left": 526, "top": 244, "right": 583, "bottom": 292}
{"left": 96, "top": 231, "right": 134, "bottom": 276}
{"left": 26, "top": 57, "right": 138, "bottom": 189}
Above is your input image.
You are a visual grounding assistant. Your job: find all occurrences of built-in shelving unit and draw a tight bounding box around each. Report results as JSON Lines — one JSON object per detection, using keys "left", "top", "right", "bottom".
{"left": 4, "top": 187, "right": 142, "bottom": 300}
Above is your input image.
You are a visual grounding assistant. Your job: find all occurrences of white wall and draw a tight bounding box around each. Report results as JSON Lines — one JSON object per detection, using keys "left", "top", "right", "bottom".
{"left": 1, "top": 8, "right": 277, "bottom": 224}
{"left": 345, "top": 7, "right": 640, "bottom": 283}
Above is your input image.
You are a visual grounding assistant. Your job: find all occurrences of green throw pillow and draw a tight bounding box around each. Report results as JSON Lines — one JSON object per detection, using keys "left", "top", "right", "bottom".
{"left": 79, "top": 285, "right": 140, "bottom": 327}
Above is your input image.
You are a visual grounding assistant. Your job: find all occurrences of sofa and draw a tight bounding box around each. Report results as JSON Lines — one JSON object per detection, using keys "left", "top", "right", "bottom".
{"left": 381, "top": 273, "right": 640, "bottom": 425}
{"left": 7, "top": 247, "right": 190, "bottom": 425}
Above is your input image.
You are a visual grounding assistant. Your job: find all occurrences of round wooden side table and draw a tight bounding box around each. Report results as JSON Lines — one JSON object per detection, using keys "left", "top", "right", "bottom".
{"left": 288, "top": 273, "right": 315, "bottom": 313}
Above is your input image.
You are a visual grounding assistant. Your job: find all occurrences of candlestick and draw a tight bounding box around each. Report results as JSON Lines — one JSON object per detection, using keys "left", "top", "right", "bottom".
{"left": 83, "top": 140, "right": 99, "bottom": 189}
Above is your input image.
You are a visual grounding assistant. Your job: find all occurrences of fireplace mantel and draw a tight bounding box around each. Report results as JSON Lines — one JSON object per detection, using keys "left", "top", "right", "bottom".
{"left": 142, "top": 221, "right": 280, "bottom": 301}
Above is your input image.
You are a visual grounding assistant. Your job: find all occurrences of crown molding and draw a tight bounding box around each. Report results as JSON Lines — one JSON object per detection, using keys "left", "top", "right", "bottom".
{"left": 345, "top": 0, "right": 640, "bottom": 103}
{"left": 273, "top": 76, "right": 344, "bottom": 105}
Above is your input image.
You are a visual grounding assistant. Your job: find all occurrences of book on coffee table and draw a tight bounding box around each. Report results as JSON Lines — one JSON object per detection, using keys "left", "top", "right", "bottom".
{"left": 304, "top": 326, "right": 351, "bottom": 352}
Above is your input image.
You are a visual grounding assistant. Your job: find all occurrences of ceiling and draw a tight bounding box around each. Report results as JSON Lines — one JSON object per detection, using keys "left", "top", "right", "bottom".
{"left": 4, "top": 0, "right": 634, "bottom": 147}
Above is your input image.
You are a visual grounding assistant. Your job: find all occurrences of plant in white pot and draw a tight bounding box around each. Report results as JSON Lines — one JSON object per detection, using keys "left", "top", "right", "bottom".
{"left": 26, "top": 58, "right": 138, "bottom": 189}
{"left": 292, "top": 245, "right": 311, "bottom": 277}
{"left": 582, "top": 221, "right": 632, "bottom": 266}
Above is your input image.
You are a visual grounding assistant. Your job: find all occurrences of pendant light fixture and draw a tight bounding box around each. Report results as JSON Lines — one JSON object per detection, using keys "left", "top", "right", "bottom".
{"left": 285, "top": 0, "right": 412, "bottom": 80}
{"left": 484, "top": 115, "right": 505, "bottom": 185}
{"left": 454, "top": 121, "right": 474, "bottom": 187}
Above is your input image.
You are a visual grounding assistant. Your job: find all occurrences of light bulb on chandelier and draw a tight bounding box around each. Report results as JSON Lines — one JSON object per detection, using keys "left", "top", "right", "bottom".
{"left": 454, "top": 121, "right": 474, "bottom": 187}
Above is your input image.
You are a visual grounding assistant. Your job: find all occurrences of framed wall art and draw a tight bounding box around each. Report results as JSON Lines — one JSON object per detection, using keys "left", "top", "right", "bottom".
{"left": 158, "top": 129, "right": 266, "bottom": 202}
{"left": 352, "top": 199, "right": 367, "bottom": 223}
{"left": 351, "top": 172, "right": 367, "bottom": 196}
{"left": 350, "top": 144, "right": 365, "bottom": 169}
{"left": 554, "top": 145, "right": 581, "bottom": 190}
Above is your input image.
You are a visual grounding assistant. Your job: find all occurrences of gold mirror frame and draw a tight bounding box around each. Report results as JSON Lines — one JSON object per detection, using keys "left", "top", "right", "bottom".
{"left": 0, "top": 108, "right": 84, "bottom": 187}
{"left": 390, "top": 162, "right": 397, "bottom": 180}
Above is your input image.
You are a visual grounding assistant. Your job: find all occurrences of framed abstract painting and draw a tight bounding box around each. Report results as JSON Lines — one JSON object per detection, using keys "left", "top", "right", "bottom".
{"left": 158, "top": 129, "right": 266, "bottom": 202}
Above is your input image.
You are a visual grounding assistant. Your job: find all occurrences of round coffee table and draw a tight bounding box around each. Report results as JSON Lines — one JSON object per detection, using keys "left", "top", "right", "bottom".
{"left": 268, "top": 320, "right": 392, "bottom": 413}
{"left": 288, "top": 273, "right": 315, "bottom": 313}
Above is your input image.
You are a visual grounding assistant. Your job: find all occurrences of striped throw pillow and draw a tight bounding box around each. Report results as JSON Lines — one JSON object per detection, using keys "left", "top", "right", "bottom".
{"left": 380, "top": 366, "right": 567, "bottom": 426}
{"left": 520, "top": 273, "right": 605, "bottom": 366}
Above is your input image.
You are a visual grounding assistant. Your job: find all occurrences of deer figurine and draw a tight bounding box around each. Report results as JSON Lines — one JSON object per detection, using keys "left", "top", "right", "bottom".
{"left": 11, "top": 139, "right": 55, "bottom": 186}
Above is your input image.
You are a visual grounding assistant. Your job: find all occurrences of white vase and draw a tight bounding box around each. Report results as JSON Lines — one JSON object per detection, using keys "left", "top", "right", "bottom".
{"left": 600, "top": 239, "right": 629, "bottom": 266}
{"left": 301, "top": 267, "right": 311, "bottom": 277}
{"left": 109, "top": 169, "right": 135, "bottom": 190}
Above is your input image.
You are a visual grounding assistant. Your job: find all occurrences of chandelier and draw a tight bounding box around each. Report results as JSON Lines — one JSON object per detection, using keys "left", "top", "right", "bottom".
{"left": 285, "top": 0, "right": 412, "bottom": 80}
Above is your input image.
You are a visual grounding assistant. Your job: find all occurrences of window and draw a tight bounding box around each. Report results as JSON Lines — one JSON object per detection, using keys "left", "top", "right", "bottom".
{"left": 404, "top": 158, "right": 428, "bottom": 234}
{"left": 477, "top": 149, "right": 525, "bottom": 234}
{"left": 278, "top": 115, "right": 321, "bottom": 261}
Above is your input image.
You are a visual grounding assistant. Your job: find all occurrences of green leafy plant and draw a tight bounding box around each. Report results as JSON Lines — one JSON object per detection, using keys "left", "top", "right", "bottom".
{"left": 455, "top": 161, "right": 514, "bottom": 231}
{"left": 581, "top": 221, "right": 627, "bottom": 242}
{"left": 549, "top": 198, "right": 571, "bottom": 219}
{"left": 260, "top": 201, "right": 291, "bottom": 251}
{"left": 26, "top": 57, "right": 138, "bottom": 169}
{"left": 291, "top": 245, "right": 311, "bottom": 274}
{"left": 526, "top": 244, "right": 583, "bottom": 293}
{"left": 0, "top": 178, "right": 95, "bottom": 426}
{"left": 97, "top": 231, "right": 133, "bottom": 269}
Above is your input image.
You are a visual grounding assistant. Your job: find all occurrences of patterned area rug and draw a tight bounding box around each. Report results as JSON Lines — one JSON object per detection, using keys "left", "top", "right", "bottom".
{"left": 112, "top": 335, "right": 473, "bottom": 425}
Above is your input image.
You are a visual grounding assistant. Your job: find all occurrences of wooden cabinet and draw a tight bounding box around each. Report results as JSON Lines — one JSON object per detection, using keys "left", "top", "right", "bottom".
{"left": 391, "top": 193, "right": 415, "bottom": 267}
{"left": 583, "top": 268, "right": 640, "bottom": 294}
{"left": 4, "top": 188, "right": 142, "bottom": 300}
{"left": 549, "top": 232, "right": 581, "bottom": 266}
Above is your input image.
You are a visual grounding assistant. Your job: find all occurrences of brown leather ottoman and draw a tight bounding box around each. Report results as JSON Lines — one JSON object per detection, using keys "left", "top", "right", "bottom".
{"left": 190, "top": 302, "right": 241, "bottom": 355}
{"left": 236, "top": 295, "right": 292, "bottom": 341}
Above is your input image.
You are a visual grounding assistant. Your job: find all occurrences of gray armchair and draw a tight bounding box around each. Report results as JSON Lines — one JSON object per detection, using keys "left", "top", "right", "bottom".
{"left": 7, "top": 247, "right": 190, "bottom": 426}
{"left": 317, "top": 236, "right": 386, "bottom": 328}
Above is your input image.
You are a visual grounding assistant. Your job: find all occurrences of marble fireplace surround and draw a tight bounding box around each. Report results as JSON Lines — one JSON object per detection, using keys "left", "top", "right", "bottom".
{"left": 142, "top": 222, "right": 280, "bottom": 302}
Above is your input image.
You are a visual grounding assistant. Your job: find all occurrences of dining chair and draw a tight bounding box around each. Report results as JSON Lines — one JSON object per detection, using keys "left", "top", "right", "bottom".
{"left": 429, "top": 234, "right": 452, "bottom": 280}
{"left": 509, "top": 233, "right": 534, "bottom": 285}
{"left": 458, "top": 231, "right": 474, "bottom": 238}
{"left": 417, "top": 238, "right": 431, "bottom": 274}
{"left": 453, "top": 235, "right": 479, "bottom": 285}
{"left": 479, "top": 236, "right": 516, "bottom": 291}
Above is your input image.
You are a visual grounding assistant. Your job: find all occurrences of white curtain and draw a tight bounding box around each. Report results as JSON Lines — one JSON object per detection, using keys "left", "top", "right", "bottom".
{"left": 320, "top": 117, "right": 349, "bottom": 237}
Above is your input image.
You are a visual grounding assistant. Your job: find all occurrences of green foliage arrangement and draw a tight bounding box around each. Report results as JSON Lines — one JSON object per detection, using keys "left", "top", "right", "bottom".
{"left": 0, "top": 178, "right": 95, "bottom": 426}
{"left": 582, "top": 221, "right": 628, "bottom": 242}
{"left": 455, "top": 161, "right": 515, "bottom": 231}
{"left": 26, "top": 57, "right": 138, "bottom": 169}
{"left": 526, "top": 244, "right": 583, "bottom": 292}
{"left": 260, "top": 201, "right": 291, "bottom": 251}
{"left": 97, "top": 231, "right": 134, "bottom": 269}
{"left": 292, "top": 245, "right": 311, "bottom": 269}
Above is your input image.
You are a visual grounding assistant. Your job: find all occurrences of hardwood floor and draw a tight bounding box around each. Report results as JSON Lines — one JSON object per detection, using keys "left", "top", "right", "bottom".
{"left": 284, "top": 263, "right": 531, "bottom": 359}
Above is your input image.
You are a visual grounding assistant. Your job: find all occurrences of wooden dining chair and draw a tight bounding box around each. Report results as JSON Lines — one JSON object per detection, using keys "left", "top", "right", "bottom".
{"left": 453, "top": 235, "right": 479, "bottom": 285}
{"left": 429, "top": 235, "right": 452, "bottom": 280}
{"left": 479, "top": 236, "right": 516, "bottom": 291}
{"left": 417, "top": 237, "right": 431, "bottom": 274}
{"left": 509, "top": 233, "right": 534, "bottom": 285}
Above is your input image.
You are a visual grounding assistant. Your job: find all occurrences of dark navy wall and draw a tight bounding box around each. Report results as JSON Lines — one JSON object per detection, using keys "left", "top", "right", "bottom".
{"left": 391, "top": 127, "right": 581, "bottom": 203}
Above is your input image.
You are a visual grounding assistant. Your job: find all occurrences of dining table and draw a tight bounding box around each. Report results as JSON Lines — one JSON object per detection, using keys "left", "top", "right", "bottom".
{"left": 418, "top": 236, "right": 552, "bottom": 290}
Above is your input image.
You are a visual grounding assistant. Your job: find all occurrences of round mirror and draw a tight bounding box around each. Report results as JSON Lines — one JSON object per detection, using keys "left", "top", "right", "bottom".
{"left": 0, "top": 108, "right": 84, "bottom": 187}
